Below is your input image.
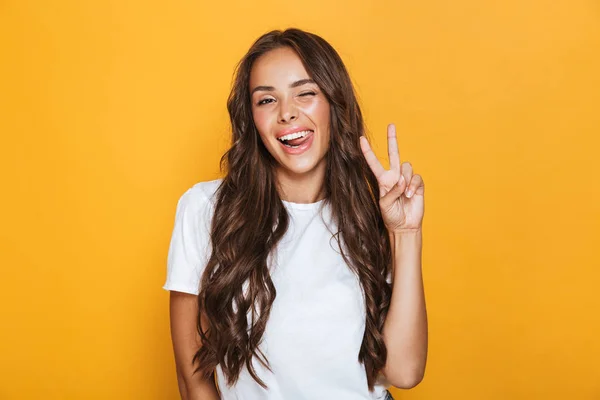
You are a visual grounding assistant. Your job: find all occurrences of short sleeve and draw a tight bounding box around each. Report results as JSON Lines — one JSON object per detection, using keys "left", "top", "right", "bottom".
{"left": 162, "top": 187, "right": 212, "bottom": 295}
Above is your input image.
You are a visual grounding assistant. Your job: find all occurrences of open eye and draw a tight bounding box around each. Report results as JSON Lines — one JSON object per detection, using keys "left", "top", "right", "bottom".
{"left": 257, "top": 98, "right": 275, "bottom": 106}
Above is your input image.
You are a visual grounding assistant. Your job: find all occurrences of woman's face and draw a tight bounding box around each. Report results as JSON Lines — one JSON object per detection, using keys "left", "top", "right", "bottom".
{"left": 249, "top": 46, "right": 331, "bottom": 177}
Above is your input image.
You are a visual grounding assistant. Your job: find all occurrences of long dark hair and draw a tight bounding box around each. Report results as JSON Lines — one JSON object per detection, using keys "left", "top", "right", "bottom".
{"left": 193, "top": 28, "right": 392, "bottom": 392}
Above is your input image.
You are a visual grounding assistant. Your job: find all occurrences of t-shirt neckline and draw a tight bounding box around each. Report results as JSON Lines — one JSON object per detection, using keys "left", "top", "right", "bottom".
{"left": 281, "top": 198, "right": 326, "bottom": 211}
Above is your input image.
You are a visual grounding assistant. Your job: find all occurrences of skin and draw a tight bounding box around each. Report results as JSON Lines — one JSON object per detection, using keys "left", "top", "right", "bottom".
{"left": 360, "top": 126, "right": 428, "bottom": 387}
{"left": 359, "top": 125, "right": 425, "bottom": 234}
{"left": 170, "top": 292, "right": 220, "bottom": 399}
{"left": 249, "top": 46, "right": 331, "bottom": 204}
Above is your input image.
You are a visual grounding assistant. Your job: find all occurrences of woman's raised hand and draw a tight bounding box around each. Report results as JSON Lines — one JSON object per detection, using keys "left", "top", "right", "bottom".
{"left": 360, "top": 123, "right": 424, "bottom": 234}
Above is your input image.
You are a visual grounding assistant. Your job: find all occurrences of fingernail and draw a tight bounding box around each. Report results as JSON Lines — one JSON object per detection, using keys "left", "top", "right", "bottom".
{"left": 406, "top": 189, "right": 413, "bottom": 198}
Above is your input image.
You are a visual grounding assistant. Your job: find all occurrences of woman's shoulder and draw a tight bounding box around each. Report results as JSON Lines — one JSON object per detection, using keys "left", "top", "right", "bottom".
{"left": 177, "top": 178, "right": 223, "bottom": 214}
{"left": 177, "top": 179, "right": 222, "bottom": 222}
{"left": 187, "top": 178, "right": 223, "bottom": 200}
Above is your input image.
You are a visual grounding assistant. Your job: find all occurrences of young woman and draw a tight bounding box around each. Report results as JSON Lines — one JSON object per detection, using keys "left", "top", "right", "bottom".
{"left": 163, "top": 28, "right": 427, "bottom": 400}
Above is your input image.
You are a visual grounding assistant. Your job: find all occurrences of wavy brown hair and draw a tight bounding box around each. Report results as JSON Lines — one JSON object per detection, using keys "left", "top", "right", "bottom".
{"left": 192, "top": 28, "right": 393, "bottom": 392}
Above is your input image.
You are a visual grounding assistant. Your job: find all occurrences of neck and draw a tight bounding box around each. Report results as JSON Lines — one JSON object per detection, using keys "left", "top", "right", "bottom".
{"left": 275, "top": 161, "right": 326, "bottom": 204}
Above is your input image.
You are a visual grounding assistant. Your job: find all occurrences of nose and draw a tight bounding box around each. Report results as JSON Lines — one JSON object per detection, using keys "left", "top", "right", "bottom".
{"left": 278, "top": 98, "right": 298, "bottom": 123}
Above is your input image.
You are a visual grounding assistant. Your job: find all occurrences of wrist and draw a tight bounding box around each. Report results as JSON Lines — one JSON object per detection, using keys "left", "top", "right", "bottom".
{"left": 389, "top": 228, "right": 422, "bottom": 238}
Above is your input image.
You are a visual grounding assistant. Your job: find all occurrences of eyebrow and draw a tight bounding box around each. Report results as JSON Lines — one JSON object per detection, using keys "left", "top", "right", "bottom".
{"left": 250, "top": 79, "right": 316, "bottom": 96}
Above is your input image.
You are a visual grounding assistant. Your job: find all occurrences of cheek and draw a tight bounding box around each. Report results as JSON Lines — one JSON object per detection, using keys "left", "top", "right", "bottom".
{"left": 252, "top": 108, "right": 269, "bottom": 132}
{"left": 301, "top": 98, "right": 330, "bottom": 129}
{"left": 252, "top": 108, "right": 275, "bottom": 147}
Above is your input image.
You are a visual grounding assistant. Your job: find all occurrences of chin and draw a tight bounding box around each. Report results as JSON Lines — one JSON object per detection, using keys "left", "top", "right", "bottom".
{"left": 280, "top": 163, "right": 314, "bottom": 176}
{"left": 278, "top": 156, "right": 325, "bottom": 176}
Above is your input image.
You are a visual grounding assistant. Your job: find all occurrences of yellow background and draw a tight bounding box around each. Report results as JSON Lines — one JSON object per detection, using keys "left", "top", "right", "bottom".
{"left": 1, "top": 0, "right": 599, "bottom": 399}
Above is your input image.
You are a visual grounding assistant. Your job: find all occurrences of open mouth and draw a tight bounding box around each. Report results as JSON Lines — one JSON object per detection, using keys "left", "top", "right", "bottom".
{"left": 277, "top": 130, "right": 313, "bottom": 148}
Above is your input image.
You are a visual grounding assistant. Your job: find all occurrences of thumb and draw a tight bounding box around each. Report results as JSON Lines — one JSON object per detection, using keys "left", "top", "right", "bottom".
{"left": 380, "top": 176, "right": 405, "bottom": 209}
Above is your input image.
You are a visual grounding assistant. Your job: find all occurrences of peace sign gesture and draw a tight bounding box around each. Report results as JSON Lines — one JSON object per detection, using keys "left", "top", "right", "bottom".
{"left": 360, "top": 123, "right": 424, "bottom": 234}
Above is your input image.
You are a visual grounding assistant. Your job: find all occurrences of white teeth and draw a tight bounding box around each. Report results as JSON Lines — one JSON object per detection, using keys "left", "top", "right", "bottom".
{"left": 278, "top": 130, "right": 312, "bottom": 142}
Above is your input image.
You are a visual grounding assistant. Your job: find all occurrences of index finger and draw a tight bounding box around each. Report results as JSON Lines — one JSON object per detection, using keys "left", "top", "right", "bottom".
{"left": 359, "top": 136, "right": 386, "bottom": 178}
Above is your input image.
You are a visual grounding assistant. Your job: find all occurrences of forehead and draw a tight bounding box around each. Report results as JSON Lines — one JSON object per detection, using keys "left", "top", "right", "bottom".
{"left": 249, "top": 47, "right": 311, "bottom": 87}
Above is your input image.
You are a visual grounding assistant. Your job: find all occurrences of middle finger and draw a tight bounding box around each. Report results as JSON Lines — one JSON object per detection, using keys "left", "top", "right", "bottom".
{"left": 388, "top": 123, "right": 401, "bottom": 173}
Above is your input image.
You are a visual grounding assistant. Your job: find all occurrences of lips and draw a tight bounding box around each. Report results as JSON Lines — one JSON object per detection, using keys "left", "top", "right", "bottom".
{"left": 278, "top": 130, "right": 315, "bottom": 155}
{"left": 276, "top": 126, "right": 314, "bottom": 140}
{"left": 286, "top": 135, "right": 309, "bottom": 146}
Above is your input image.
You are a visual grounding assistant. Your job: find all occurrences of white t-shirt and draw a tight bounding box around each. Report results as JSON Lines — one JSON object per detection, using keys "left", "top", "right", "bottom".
{"left": 163, "top": 178, "right": 392, "bottom": 399}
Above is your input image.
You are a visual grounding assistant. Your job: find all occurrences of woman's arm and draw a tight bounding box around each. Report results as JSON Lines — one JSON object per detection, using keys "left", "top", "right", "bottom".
{"left": 381, "top": 229, "right": 428, "bottom": 389}
{"left": 169, "top": 291, "right": 220, "bottom": 400}
{"left": 359, "top": 125, "right": 427, "bottom": 388}
{"left": 176, "top": 364, "right": 189, "bottom": 400}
